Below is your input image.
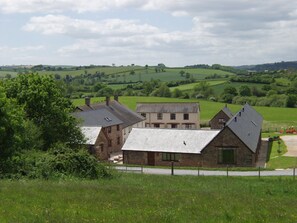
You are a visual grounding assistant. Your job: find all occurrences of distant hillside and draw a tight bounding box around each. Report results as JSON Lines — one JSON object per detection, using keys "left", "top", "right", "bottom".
{"left": 235, "top": 61, "right": 297, "bottom": 72}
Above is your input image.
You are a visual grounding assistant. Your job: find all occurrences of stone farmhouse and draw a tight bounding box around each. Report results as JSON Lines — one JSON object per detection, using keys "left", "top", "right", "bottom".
{"left": 73, "top": 96, "right": 145, "bottom": 159}
{"left": 136, "top": 102, "right": 200, "bottom": 129}
{"left": 122, "top": 103, "right": 264, "bottom": 167}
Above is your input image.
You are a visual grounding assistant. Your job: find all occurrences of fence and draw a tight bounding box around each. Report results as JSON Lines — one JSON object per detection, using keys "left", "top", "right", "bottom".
{"left": 114, "top": 165, "right": 143, "bottom": 173}
{"left": 112, "top": 163, "right": 297, "bottom": 179}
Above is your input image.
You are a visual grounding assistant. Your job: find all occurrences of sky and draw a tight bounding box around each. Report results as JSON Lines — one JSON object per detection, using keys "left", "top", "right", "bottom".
{"left": 0, "top": 0, "right": 297, "bottom": 67}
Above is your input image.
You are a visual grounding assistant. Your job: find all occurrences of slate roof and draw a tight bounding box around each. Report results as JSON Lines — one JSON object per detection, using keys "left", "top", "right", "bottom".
{"left": 76, "top": 100, "right": 144, "bottom": 128}
{"left": 80, "top": 127, "right": 102, "bottom": 145}
{"left": 136, "top": 102, "right": 199, "bottom": 113}
{"left": 122, "top": 128, "right": 220, "bottom": 154}
{"left": 225, "top": 103, "right": 263, "bottom": 153}
{"left": 73, "top": 108, "right": 123, "bottom": 127}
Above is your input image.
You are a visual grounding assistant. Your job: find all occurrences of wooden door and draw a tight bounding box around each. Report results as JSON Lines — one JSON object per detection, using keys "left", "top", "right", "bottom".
{"left": 147, "top": 152, "right": 155, "bottom": 166}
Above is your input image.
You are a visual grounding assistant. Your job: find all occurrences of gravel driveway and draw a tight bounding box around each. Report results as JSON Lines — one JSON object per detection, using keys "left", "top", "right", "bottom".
{"left": 282, "top": 135, "right": 297, "bottom": 157}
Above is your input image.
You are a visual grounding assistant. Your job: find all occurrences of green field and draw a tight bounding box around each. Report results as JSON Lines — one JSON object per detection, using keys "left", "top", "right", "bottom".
{"left": 37, "top": 66, "right": 234, "bottom": 83}
{"left": 1, "top": 175, "right": 297, "bottom": 222}
{"left": 73, "top": 96, "right": 297, "bottom": 129}
{"left": 170, "top": 80, "right": 227, "bottom": 91}
{"left": 0, "top": 70, "right": 18, "bottom": 78}
{"left": 211, "top": 82, "right": 266, "bottom": 95}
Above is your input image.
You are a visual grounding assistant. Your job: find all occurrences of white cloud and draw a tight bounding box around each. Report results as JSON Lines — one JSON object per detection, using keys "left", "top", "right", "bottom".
{"left": 0, "top": 0, "right": 144, "bottom": 13}
{"left": 1, "top": 0, "right": 297, "bottom": 65}
{"left": 23, "top": 15, "right": 159, "bottom": 37}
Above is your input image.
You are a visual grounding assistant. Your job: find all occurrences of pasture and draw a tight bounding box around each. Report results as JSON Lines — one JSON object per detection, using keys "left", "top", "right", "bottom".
{"left": 169, "top": 80, "right": 227, "bottom": 91}
{"left": 0, "top": 175, "right": 296, "bottom": 222}
{"left": 210, "top": 81, "right": 267, "bottom": 95}
{"left": 37, "top": 66, "right": 234, "bottom": 83}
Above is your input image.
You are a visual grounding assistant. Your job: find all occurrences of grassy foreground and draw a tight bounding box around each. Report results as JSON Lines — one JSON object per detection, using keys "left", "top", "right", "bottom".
{"left": 1, "top": 174, "right": 297, "bottom": 222}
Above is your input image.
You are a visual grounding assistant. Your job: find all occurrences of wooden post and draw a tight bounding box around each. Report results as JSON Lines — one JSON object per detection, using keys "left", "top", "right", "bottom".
{"left": 141, "top": 166, "right": 143, "bottom": 174}
{"left": 258, "top": 167, "right": 261, "bottom": 179}
{"left": 197, "top": 167, "right": 200, "bottom": 176}
{"left": 171, "top": 161, "right": 174, "bottom": 175}
{"left": 293, "top": 168, "right": 295, "bottom": 180}
{"left": 227, "top": 165, "right": 229, "bottom": 177}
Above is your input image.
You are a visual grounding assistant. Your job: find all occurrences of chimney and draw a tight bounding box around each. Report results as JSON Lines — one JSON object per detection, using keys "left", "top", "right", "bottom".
{"left": 234, "top": 117, "right": 237, "bottom": 122}
{"left": 114, "top": 95, "right": 119, "bottom": 102}
{"left": 106, "top": 96, "right": 110, "bottom": 106}
{"left": 85, "top": 97, "right": 91, "bottom": 106}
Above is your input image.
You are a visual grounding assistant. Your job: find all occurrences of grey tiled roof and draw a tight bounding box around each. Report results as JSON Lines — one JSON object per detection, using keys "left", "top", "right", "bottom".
{"left": 136, "top": 102, "right": 199, "bottom": 113}
{"left": 73, "top": 108, "right": 123, "bottom": 127}
{"left": 226, "top": 103, "right": 263, "bottom": 153}
{"left": 76, "top": 100, "right": 144, "bottom": 128}
{"left": 122, "top": 128, "right": 220, "bottom": 154}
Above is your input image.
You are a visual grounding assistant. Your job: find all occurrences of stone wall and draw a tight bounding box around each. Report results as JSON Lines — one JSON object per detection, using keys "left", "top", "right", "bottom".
{"left": 202, "top": 127, "right": 256, "bottom": 167}
{"left": 209, "top": 110, "right": 231, "bottom": 129}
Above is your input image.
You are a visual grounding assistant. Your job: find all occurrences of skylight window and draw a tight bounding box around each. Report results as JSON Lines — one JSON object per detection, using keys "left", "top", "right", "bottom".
{"left": 104, "top": 117, "right": 112, "bottom": 122}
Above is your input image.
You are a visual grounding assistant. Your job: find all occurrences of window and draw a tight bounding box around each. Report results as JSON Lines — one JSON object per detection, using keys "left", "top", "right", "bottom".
{"left": 117, "top": 137, "right": 121, "bottom": 145}
{"left": 183, "top": 113, "right": 189, "bottom": 120}
{"left": 157, "top": 113, "right": 163, "bottom": 120}
{"left": 141, "top": 113, "right": 146, "bottom": 118}
{"left": 219, "top": 118, "right": 225, "bottom": 123}
{"left": 162, "top": 153, "right": 180, "bottom": 161}
{"left": 218, "top": 148, "right": 235, "bottom": 164}
{"left": 170, "top": 113, "right": 176, "bottom": 120}
{"left": 107, "top": 127, "right": 111, "bottom": 133}
{"left": 108, "top": 139, "right": 112, "bottom": 147}
{"left": 100, "top": 144, "right": 104, "bottom": 152}
{"left": 117, "top": 125, "right": 120, "bottom": 131}
{"left": 154, "top": 124, "right": 160, "bottom": 128}
{"left": 171, "top": 124, "right": 177, "bottom": 129}
{"left": 185, "top": 124, "right": 192, "bottom": 129}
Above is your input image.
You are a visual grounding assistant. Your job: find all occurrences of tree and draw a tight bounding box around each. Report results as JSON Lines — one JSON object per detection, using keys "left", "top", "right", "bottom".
{"left": 239, "top": 85, "right": 252, "bottom": 96}
{"left": 193, "top": 81, "right": 213, "bottom": 98}
{"left": 0, "top": 86, "right": 25, "bottom": 159}
{"left": 223, "top": 86, "right": 238, "bottom": 96}
{"left": 4, "top": 74, "right": 84, "bottom": 149}
{"left": 172, "top": 88, "right": 184, "bottom": 98}
{"left": 151, "top": 83, "right": 171, "bottom": 97}
{"left": 220, "top": 86, "right": 238, "bottom": 103}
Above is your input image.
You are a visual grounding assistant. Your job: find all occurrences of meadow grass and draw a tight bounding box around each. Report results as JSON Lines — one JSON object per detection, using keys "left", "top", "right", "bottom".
{"left": 0, "top": 174, "right": 297, "bottom": 222}
{"left": 169, "top": 80, "right": 227, "bottom": 91}
{"left": 211, "top": 82, "right": 266, "bottom": 95}
{"left": 0, "top": 70, "right": 18, "bottom": 78}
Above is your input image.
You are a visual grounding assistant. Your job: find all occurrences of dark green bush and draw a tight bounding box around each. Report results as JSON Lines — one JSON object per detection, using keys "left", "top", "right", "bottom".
{"left": 2, "top": 143, "right": 111, "bottom": 180}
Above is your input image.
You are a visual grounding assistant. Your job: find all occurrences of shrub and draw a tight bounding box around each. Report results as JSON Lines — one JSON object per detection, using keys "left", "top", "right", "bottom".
{"left": 3, "top": 143, "right": 111, "bottom": 180}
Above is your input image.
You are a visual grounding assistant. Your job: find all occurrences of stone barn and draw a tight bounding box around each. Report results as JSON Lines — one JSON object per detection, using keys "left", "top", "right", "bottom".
{"left": 122, "top": 103, "right": 263, "bottom": 167}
